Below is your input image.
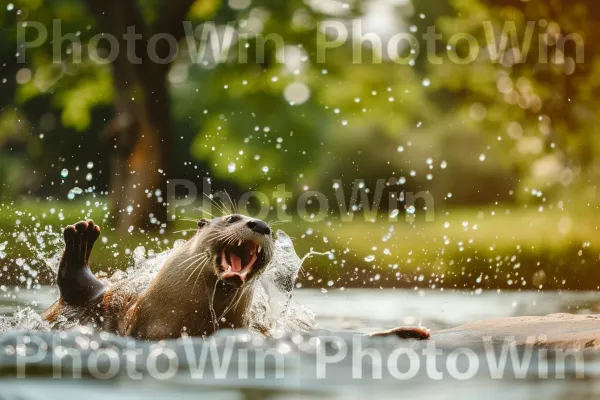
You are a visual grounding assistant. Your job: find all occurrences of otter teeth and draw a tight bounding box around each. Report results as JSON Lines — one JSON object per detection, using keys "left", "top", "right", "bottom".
{"left": 238, "top": 240, "right": 242, "bottom": 246}
{"left": 258, "top": 245, "right": 262, "bottom": 254}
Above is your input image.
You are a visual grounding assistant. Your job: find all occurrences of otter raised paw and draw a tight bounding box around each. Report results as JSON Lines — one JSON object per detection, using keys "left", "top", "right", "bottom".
{"left": 57, "top": 220, "right": 105, "bottom": 306}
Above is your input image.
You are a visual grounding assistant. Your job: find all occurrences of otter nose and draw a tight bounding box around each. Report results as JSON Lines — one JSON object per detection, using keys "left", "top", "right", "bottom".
{"left": 246, "top": 220, "right": 271, "bottom": 235}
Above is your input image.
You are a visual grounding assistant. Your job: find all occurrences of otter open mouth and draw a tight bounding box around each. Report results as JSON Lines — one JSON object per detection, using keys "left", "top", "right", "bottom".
{"left": 219, "top": 240, "right": 264, "bottom": 287}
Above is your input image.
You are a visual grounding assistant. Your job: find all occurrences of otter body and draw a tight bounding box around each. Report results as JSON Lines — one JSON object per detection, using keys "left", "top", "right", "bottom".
{"left": 42, "top": 215, "right": 274, "bottom": 339}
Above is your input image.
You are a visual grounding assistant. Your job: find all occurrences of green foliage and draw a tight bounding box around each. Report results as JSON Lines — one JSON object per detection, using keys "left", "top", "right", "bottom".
{"left": 427, "top": 0, "right": 600, "bottom": 196}
{"left": 1, "top": 0, "right": 599, "bottom": 206}
{"left": 52, "top": 65, "right": 114, "bottom": 131}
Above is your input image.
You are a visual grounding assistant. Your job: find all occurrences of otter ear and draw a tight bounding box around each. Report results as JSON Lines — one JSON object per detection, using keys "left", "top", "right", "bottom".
{"left": 197, "top": 219, "right": 210, "bottom": 229}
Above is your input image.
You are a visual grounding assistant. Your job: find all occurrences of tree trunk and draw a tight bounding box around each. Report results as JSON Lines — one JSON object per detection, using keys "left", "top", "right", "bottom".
{"left": 105, "top": 65, "right": 171, "bottom": 232}
{"left": 90, "top": 0, "right": 190, "bottom": 232}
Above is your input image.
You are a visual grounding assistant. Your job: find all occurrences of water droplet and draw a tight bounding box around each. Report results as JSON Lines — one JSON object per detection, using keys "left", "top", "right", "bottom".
{"left": 422, "top": 78, "right": 431, "bottom": 87}
{"left": 406, "top": 206, "right": 416, "bottom": 214}
{"left": 261, "top": 166, "right": 269, "bottom": 173}
{"left": 7, "top": 3, "right": 14, "bottom": 11}
{"left": 390, "top": 209, "right": 400, "bottom": 218}
{"left": 60, "top": 169, "right": 69, "bottom": 178}
{"left": 364, "top": 255, "right": 375, "bottom": 262}
{"left": 87, "top": 162, "right": 94, "bottom": 169}
{"left": 284, "top": 82, "right": 311, "bottom": 105}
{"left": 479, "top": 154, "right": 486, "bottom": 162}
{"left": 227, "top": 162, "right": 236, "bottom": 173}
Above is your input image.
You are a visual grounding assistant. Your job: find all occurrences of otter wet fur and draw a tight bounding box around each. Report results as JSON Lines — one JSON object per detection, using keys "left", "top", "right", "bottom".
{"left": 42, "top": 215, "right": 430, "bottom": 341}
{"left": 42, "top": 215, "right": 275, "bottom": 340}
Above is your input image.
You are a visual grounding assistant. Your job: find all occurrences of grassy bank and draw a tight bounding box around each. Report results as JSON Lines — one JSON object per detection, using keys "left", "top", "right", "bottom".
{"left": 0, "top": 200, "right": 598, "bottom": 290}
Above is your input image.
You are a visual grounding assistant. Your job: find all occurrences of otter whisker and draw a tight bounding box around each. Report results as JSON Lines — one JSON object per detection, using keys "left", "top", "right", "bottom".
{"left": 186, "top": 256, "right": 210, "bottom": 284}
{"left": 179, "top": 250, "right": 209, "bottom": 264}
{"left": 173, "top": 229, "right": 200, "bottom": 234}
{"left": 178, "top": 217, "right": 200, "bottom": 223}
{"left": 201, "top": 232, "right": 233, "bottom": 243}
{"left": 202, "top": 193, "right": 229, "bottom": 216}
{"left": 216, "top": 198, "right": 232, "bottom": 216}
{"left": 181, "top": 251, "right": 209, "bottom": 273}
{"left": 200, "top": 196, "right": 226, "bottom": 217}
{"left": 198, "top": 234, "right": 229, "bottom": 245}
{"left": 192, "top": 260, "right": 210, "bottom": 288}
{"left": 192, "top": 207, "right": 217, "bottom": 219}
{"left": 203, "top": 230, "right": 232, "bottom": 239}
{"left": 223, "top": 190, "right": 238, "bottom": 214}
{"left": 181, "top": 254, "right": 208, "bottom": 274}
{"left": 221, "top": 233, "right": 241, "bottom": 245}
{"left": 207, "top": 230, "right": 242, "bottom": 245}
{"left": 183, "top": 261, "right": 204, "bottom": 280}
{"left": 268, "top": 220, "right": 286, "bottom": 226}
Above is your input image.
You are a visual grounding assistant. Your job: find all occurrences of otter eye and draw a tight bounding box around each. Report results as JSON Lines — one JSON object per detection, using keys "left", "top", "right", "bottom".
{"left": 225, "top": 215, "right": 242, "bottom": 224}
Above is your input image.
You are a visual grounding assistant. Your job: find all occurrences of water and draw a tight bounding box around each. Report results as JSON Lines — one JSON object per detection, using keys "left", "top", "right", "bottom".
{"left": 3, "top": 287, "right": 600, "bottom": 398}
{"left": 2, "top": 228, "right": 600, "bottom": 398}
{"left": 3, "top": 286, "right": 600, "bottom": 333}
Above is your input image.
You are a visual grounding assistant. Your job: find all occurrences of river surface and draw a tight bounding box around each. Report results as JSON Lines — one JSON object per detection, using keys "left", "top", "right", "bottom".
{"left": 2, "top": 287, "right": 600, "bottom": 399}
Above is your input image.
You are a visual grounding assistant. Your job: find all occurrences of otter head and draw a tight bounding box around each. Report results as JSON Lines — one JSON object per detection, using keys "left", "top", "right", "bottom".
{"left": 197, "top": 214, "right": 274, "bottom": 288}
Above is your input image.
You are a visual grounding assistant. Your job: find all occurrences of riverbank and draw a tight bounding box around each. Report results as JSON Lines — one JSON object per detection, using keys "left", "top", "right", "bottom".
{"left": 0, "top": 200, "right": 598, "bottom": 290}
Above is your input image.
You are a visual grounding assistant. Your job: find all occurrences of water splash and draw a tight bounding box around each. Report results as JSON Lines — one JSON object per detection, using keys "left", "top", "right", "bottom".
{"left": 248, "top": 230, "right": 328, "bottom": 334}
{"left": 0, "top": 308, "right": 50, "bottom": 333}
{"left": 0, "top": 229, "right": 323, "bottom": 336}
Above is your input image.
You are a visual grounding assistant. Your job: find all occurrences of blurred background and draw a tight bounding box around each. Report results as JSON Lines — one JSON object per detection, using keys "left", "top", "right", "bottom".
{"left": 0, "top": 0, "right": 599, "bottom": 291}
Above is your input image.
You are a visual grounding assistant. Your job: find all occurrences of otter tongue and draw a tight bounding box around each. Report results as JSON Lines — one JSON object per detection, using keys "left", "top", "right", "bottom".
{"left": 229, "top": 251, "right": 243, "bottom": 273}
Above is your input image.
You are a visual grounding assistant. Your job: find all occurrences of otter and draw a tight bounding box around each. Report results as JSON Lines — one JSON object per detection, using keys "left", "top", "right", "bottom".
{"left": 42, "top": 215, "right": 275, "bottom": 339}
{"left": 42, "top": 216, "right": 430, "bottom": 341}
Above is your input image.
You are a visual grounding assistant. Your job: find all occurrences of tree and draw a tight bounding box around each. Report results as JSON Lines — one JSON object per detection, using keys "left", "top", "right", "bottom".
{"left": 423, "top": 0, "right": 600, "bottom": 200}
{"left": 4, "top": 0, "right": 334, "bottom": 230}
